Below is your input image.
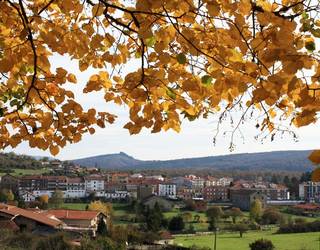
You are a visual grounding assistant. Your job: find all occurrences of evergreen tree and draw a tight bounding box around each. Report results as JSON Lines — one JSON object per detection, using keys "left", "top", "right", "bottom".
{"left": 49, "top": 190, "right": 64, "bottom": 208}
{"left": 168, "top": 216, "right": 185, "bottom": 232}
{"left": 97, "top": 218, "right": 108, "bottom": 235}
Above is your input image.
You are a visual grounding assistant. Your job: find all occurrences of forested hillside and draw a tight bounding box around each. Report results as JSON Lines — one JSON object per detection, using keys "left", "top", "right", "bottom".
{"left": 0, "top": 152, "right": 44, "bottom": 170}
{"left": 72, "top": 150, "right": 314, "bottom": 172}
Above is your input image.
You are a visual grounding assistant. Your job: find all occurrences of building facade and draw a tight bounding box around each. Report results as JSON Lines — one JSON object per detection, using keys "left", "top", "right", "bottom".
{"left": 203, "top": 186, "right": 228, "bottom": 201}
{"left": 299, "top": 182, "right": 320, "bottom": 202}
{"left": 230, "top": 189, "right": 267, "bottom": 211}
{"left": 158, "top": 183, "right": 177, "bottom": 199}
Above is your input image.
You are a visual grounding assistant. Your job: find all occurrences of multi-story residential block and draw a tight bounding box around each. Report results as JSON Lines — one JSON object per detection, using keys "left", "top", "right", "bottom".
{"left": 106, "top": 172, "right": 129, "bottom": 184}
{"left": 137, "top": 184, "right": 154, "bottom": 200}
{"left": 203, "top": 186, "right": 228, "bottom": 201}
{"left": 158, "top": 183, "right": 177, "bottom": 199}
{"left": 84, "top": 175, "right": 105, "bottom": 193}
{"left": 191, "top": 178, "right": 205, "bottom": 190}
{"left": 19, "top": 176, "right": 48, "bottom": 191}
{"left": 299, "top": 181, "right": 320, "bottom": 202}
{"left": 46, "top": 176, "right": 67, "bottom": 190}
{"left": 172, "top": 176, "right": 192, "bottom": 188}
{"left": 204, "top": 177, "right": 218, "bottom": 187}
{"left": 204, "top": 177, "right": 233, "bottom": 187}
{"left": 65, "top": 177, "right": 86, "bottom": 198}
{"left": 177, "top": 187, "right": 193, "bottom": 200}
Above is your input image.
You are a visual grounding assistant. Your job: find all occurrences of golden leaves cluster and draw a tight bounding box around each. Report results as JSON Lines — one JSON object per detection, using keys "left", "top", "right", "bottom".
{"left": 0, "top": 0, "right": 320, "bottom": 159}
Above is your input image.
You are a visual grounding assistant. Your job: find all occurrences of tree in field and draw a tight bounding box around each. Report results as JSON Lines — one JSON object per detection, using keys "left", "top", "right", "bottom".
{"left": 49, "top": 190, "right": 64, "bottom": 208}
{"left": 168, "top": 216, "right": 185, "bottom": 232}
{"left": 181, "top": 212, "right": 193, "bottom": 223}
{"left": 0, "top": 189, "right": 15, "bottom": 202}
{"left": 249, "top": 239, "right": 275, "bottom": 250}
{"left": 206, "top": 206, "right": 223, "bottom": 231}
{"left": 88, "top": 201, "right": 112, "bottom": 217}
{"left": 1, "top": 0, "right": 320, "bottom": 166}
{"left": 250, "top": 199, "right": 263, "bottom": 223}
{"left": 38, "top": 194, "right": 49, "bottom": 209}
{"left": 194, "top": 214, "right": 201, "bottom": 223}
{"left": 143, "top": 203, "right": 167, "bottom": 232}
{"left": 39, "top": 194, "right": 49, "bottom": 204}
{"left": 226, "top": 207, "right": 243, "bottom": 224}
{"left": 232, "top": 223, "right": 249, "bottom": 238}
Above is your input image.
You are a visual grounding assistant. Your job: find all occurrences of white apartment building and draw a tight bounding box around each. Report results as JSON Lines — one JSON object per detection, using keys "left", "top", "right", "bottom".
{"left": 66, "top": 177, "right": 86, "bottom": 198}
{"left": 191, "top": 178, "right": 205, "bottom": 189}
{"left": 158, "top": 183, "right": 177, "bottom": 199}
{"left": 85, "top": 175, "right": 105, "bottom": 193}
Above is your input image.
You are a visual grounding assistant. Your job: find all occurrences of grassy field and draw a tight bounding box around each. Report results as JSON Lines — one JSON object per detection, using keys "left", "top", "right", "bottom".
{"left": 174, "top": 230, "right": 320, "bottom": 250}
{"left": 59, "top": 203, "right": 88, "bottom": 210}
{"left": 0, "top": 168, "right": 51, "bottom": 176}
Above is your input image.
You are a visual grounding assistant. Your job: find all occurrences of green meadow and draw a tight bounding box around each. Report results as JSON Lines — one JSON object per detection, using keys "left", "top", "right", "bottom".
{"left": 174, "top": 230, "right": 320, "bottom": 250}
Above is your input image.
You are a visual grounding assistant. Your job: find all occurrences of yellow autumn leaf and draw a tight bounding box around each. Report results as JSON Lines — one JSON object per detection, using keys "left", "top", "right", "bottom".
{"left": 49, "top": 145, "right": 60, "bottom": 156}
{"left": 67, "top": 73, "right": 77, "bottom": 83}
{"left": 92, "top": 4, "right": 104, "bottom": 16}
{"left": 312, "top": 168, "right": 320, "bottom": 181}
{"left": 309, "top": 150, "right": 320, "bottom": 165}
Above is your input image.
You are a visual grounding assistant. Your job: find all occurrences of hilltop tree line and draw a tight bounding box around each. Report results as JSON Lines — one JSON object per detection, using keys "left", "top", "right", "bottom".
{"left": 0, "top": 152, "right": 44, "bottom": 171}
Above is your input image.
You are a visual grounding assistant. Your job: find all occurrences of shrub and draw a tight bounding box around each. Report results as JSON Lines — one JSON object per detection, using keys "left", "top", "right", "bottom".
{"left": 169, "top": 216, "right": 185, "bottom": 232}
{"left": 295, "top": 218, "right": 307, "bottom": 224}
{"left": 249, "top": 239, "right": 275, "bottom": 250}
{"left": 34, "top": 233, "right": 73, "bottom": 250}
{"left": 261, "top": 208, "right": 284, "bottom": 225}
{"left": 278, "top": 220, "right": 320, "bottom": 234}
{"left": 6, "top": 232, "right": 34, "bottom": 249}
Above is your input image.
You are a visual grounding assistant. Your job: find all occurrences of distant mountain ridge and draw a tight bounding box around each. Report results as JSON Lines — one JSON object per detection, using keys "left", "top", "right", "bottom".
{"left": 71, "top": 150, "right": 314, "bottom": 172}
{"left": 73, "top": 152, "right": 142, "bottom": 169}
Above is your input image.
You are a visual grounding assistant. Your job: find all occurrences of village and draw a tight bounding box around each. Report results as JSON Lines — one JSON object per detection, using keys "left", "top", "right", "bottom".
{"left": 0, "top": 160, "right": 319, "bottom": 249}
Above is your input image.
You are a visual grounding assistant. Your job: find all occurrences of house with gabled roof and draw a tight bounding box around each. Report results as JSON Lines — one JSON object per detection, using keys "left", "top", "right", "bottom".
{"left": 43, "top": 209, "right": 108, "bottom": 236}
{"left": 0, "top": 204, "right": 64, "bottom": 234}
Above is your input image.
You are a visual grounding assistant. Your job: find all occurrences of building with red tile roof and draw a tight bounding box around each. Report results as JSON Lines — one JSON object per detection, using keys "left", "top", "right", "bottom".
{"left": 45, "top": 209, "right": 108, "bottom": 236}
{"left": 46, "top": 209, "right": 101, "bottom": 221}
{"left": 0, "top": 204, "right": 64, "bottom": 232}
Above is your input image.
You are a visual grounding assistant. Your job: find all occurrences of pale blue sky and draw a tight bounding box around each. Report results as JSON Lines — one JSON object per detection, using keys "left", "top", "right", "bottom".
{"left": 5, "top": 55, "right": 320, "bottom": 161}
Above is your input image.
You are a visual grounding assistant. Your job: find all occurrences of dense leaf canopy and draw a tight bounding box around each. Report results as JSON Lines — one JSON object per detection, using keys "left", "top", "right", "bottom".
{"left": 1, "top": 0, "right": 320, "bottom": 158}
